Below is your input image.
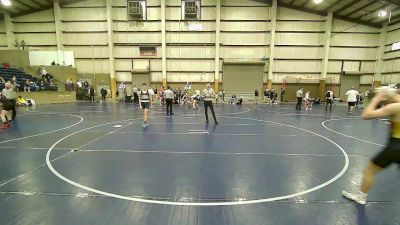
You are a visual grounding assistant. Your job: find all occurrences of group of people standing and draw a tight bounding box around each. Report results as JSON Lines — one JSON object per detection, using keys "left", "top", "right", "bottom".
{"left": 138, "top": 82, "right": 218, "bottom": 128}
{"left": 295, "top": 87, "right": 364, "bottom": 113}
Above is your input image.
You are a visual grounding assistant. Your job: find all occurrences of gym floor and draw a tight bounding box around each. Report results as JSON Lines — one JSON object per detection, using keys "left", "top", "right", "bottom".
{"left": 1, "top": 102, "right": 399, "bottom": 225}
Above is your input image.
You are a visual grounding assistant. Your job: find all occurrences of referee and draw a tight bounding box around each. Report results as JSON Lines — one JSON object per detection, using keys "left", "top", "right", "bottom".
{"left": 164, "top": 86, "right": 174, "bottom": 116}
{"left": 202, "top": 83, "right": 218, "bottom": 124}
{"left": 2, "top": 81, "right": 17, "bottom": 120}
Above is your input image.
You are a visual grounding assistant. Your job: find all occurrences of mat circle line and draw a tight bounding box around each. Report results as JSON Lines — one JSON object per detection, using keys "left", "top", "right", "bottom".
{"left": 0, "top": 114, "right": 84, "bottom": 144}
{"left": 321, "top": 118, "right": 384, "bottom": 147}
{"left": 46, "top": 115, "right": 349, "bottom": 206}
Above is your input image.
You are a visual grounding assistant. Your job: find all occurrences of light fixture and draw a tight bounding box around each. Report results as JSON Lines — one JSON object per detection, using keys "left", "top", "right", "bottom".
{"left": 1, "top": 0, "right": 11, "bottom": 7}
{"left": 378, "top": 10, "right": 387, "bottom": 18}
{"left": 313, "top": 0, "right": 324, "bottom": 4}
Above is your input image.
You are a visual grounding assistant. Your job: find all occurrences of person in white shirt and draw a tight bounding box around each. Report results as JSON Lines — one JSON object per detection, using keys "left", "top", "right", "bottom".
{"left": 304, "top": 91, "right": 312, "bottom": 111}
{"left": 148, "top": 87, "right": 155, "bottom": 104}
{"left": 325, "top": 89, "right": 334, "bottom": 111}
{"left": 295, "top": 88, "right": 303, "bottom": 110}
{"left": 346, "top": 87, "right": 359, "bottom": 113}
{"left": 202, "top": 83, "right": 218, "bottom": 124}
{"left": 164, "top": 86, "right": 174, "bottom": 116}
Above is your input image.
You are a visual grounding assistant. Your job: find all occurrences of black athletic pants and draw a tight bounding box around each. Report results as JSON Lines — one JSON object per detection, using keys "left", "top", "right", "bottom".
{"left": 101, "top": 95, "right": 106, "bottom": 101}
{"left": 204, "top": 100, "right": 217, "bottom": 122}
{"left": 90, "top": 95, "right": 95, "bottom": 102}
{"left": 166, "top": 98, "right": 173, "bottom": 115}
{"left": 325, "top": 99, "right": 333, "bottom": 111}
{"left": 10, "top": 99, "right": 16, "bottom": 120}
{"left": 296, "top": 97, "right": 302, "bottom": 109}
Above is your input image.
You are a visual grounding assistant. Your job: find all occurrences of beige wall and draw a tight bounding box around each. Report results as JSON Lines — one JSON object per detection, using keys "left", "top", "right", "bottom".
{"left": 383, "top": 21, "right": 400, "bottom": 84}
{"left": 0, "top": 50, "right": 30, "bottom": 68}
{"left": 2, "top": 0, "right": 392, "bottom": 93}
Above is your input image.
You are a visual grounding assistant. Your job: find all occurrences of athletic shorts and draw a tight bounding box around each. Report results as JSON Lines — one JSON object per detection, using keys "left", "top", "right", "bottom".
{"left": 372, "top": 138, "right": 400, "bottom": 168}
{"left": 141, "top": 102, "right": 150, "bottom": 109}
{"left": 348, "top": 102, "right": 356, "bottom": 107}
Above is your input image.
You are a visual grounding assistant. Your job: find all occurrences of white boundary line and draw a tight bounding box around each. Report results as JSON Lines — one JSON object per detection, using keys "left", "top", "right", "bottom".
{"left": 0, "top": 114, "right": 84, "bottom": 144}
{"left": 46, "top": 115, "right": 349, "bottom": 206}
{"left": 321, "top": 118, "right": 384, "bottom": 147}
{"left": 80, "top": 149, "right": 362, "bottom": 157}
{"left": 253, "top": 106, "right": 360, "bottom": 118}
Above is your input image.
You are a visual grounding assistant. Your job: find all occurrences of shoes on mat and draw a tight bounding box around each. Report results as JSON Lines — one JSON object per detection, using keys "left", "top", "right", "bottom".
{"left": 342, "top": 191, "right": 367, "bottom": 205}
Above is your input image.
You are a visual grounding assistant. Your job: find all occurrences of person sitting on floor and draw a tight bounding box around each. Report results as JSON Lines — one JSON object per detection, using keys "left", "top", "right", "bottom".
{"left": 229, "top": 93, "right": 237, "bottom": 104}
{"left": 236, "top": 97, "right": 243, "bottom": 105}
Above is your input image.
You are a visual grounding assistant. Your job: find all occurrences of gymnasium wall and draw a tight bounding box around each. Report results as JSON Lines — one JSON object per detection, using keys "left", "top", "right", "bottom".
{"left": 383, "top": 20, "right": 400, "bottom": 84}
{"left": 3, "top": 0, "right": 392, "bottom": 94}
{"left": 0, "top": 19, "right": 6, "bottom": 49}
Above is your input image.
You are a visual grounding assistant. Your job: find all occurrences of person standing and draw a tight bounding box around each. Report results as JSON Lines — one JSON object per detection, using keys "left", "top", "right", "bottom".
{"left": 222, "top": 89, "right": 226, "bottom": 102}
{"left": 138, "top": 83, "right": 152, "bottom": 127}
{"left": 100, "top": 88, "right": 107, "bottom": 101}
{"left": 202, "top": 83, "right": 218, "bottom": 124}
{"left": 89, "top": 86, "right": 95, "bottom": 103}
{"left": 342, "top": 88, "right": 400, "bottom": 205}
{"left": 0, "top": 81, "right": 16, "bottom": 127}
{"left": 132, "top": 85, "right": 139, "bottom": 104}
{"left": 280, "top": 87, "right": 286, "bottom": 103}
{"left": 165, "top": 86, "right": 174, "bottom": 116}
{"left": 255, "top": 89, "right": 259, "bottom": 104}
{"left": 304, "top": 90, "right": 312, "bottom": 111}
{"left": 296, "top": 87, "right": 303, "bottom": 110}
{"left": 346, "top": 87, "right": 359, "bottom": 114}
{"left": 325, "top": 89, "right": 334, "bottom": 111}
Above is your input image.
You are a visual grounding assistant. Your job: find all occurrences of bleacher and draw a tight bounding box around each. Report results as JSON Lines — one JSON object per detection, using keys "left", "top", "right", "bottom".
{"left": 0, "top": 66, "right": 58, "bottom": 92}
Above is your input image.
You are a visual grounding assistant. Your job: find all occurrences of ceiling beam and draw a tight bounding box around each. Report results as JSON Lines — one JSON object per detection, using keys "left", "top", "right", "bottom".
{"left": 389, "top": 12, "right": 400, "bottom": 22}
{"left": 15, "top": 0, "right": 36, "bottom": 10}
{"left": 384, "top": 0, "right": 400, "bottom": 6}
{"left": 29, "top": 0, "right": 47, "bottom": 7}
{"left": 354, "top": 2, "right": 390, "bottom": 21}
{"left": 10, "top": 5, "right": 53, "bottom": 17}
{"left": 363, "top": 3, "right": 392, "bottom": 22}
{"left": 300, "top": 0, "right": 312, "bottom": 7}
{"left": 333, "top": 0, "right": 362, "bottom": 14}
{"left": 334, "top": 14, "right": 382, "bottom": 28}
{"left": 276, "top": 0, "right": 382, "bottom": 28}
{"left": 325, "top": 0, "right": 341, "bottom": 11}
{"left": 277, "top": 1, "right": 326, "bottom": 16}
{"left": 342, "top": 0, "right": 379, "bottom": 17}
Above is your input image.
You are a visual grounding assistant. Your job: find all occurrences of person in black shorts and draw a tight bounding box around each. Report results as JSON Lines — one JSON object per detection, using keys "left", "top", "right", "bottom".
{"left": 343, "top": 86, "right": 400, "bottom": 205}
{"left": 138, "top": 83, "right": 152, "bottom": 127}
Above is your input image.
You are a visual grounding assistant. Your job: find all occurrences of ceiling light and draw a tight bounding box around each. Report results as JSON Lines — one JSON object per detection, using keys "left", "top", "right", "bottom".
{"left": 378, "top": 10, "right": 387, "bottom": 18}
{"left": 313, "top": 0, "right": 324, "bottom": 4}
{"left": 1, "top": 0, "right": 11, "bottom": 7}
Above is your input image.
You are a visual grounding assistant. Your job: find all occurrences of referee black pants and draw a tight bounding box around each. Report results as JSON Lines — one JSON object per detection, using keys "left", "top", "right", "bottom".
{"left": 296, "top": 97, "right": 302, "bottom": 109}
{"left": 10, "top": 99, "right": 16, "bottom": 120}
{"left": 325, "top": 99, "right": 333, "bottom": 111}
{"left": 166, "top": 98, "right": 173, "bottom": 115}
{"left": 204, "top": 101, "right": 217, "bottom": 122}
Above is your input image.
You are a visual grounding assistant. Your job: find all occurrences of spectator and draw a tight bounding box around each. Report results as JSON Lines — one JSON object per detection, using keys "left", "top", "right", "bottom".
{"left": 100, "top": 88, "right": 107, "bottom": 101}
{"left": 1, "top": 81, "right": 17, "bottom": 122}
{"left": 280, "top": 87, "right": 286, "bottom": 103}
{"left": 51, "top": 61, "right": 56, "bottom": 65}
{"left": 89, "top": 86, "right": 95, "bottom": 103}
{"left": 132, "top": 85, "right": 139, "bottom": 104}
{"left": 76, "top": 80, "right": 83, "bottom": 88}
{"left": 255, "top": 89, "right": 259, "bottom": 104}
{"left": 83, "top": 80, "right": 89, "bottom": 89}
{"left": 346, "top": 87, "right": 359, "bottom": 114}
{"left": 325, "top": 89, "right": 334, "bottom": 112}
{"left": 24, "top": 79, "right": 30, "bottom": 92}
